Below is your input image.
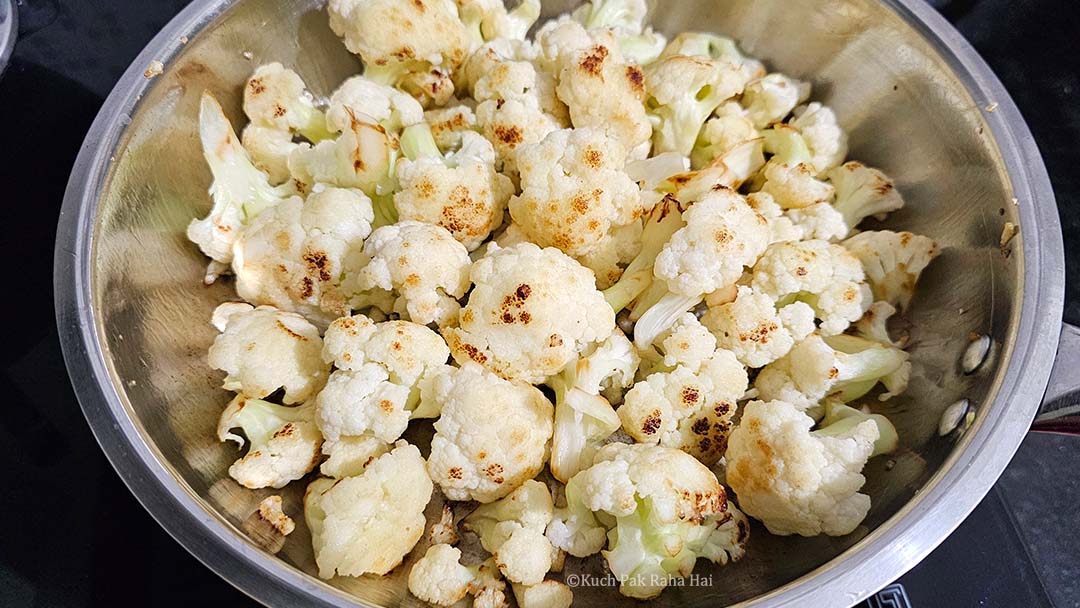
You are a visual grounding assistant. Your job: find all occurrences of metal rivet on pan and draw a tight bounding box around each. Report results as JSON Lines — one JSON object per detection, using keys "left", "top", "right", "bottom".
{"left": 961, "top": 334, "right": 991, "bottom": 374}
{"left": 939, "top": 399, "right": 971, "bottom": 436}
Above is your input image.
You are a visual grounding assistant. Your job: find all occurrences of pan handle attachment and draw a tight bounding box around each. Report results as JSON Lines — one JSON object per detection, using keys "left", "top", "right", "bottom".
{"left": 1031, "top": 323, "right": 1080, "bottom": 435}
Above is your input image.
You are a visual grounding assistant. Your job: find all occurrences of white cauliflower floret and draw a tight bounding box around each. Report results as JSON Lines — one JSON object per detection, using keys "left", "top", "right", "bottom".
{"left": 853, "top": 301, "right": 903, "bottom": 348}
{"left": 511, "top": 580, "right": 574, "bottom": 608}
{"left": 325, "top": 74, "right": 425, "bottom": 133}
{"left": 465, "top": 480, "right": 557, "bottom": 585}
{"left": 761, "top": 160, "right": 835, "bottom": 209}
{"left": 408, "top": 544, "right": 477, "bottom": 606}
{"left": 240, "top": 64, "right": 330, "bottom": 179}
{"left": 542, "top": 21, "right": 651, "bottom": 156}
{"left": 305, "top": 442, "right": 432, "bottom": 578}
{"left": 751, "top": 239, "right": 872, "bottom": 335}
{"left": 754, "top": 334, "right": 910, "bottom": 410}
{"left": 786, "top": 202, "right": 848, "bottom": 242}
{"left": 232, "top": 187, "right": 374, "bottom": 327}
{"left": 424, "top": 363, "right": 554, "bottom": 502}
{"left": 790, "top": 102, "right": 847, "bottom": 175}
{"left": 315, "top": 363, "right": 411, "bottom": 443}
{"left": 509, "top": 128, "right": 642, "bottom": 257}
{"left": 322, "top": 315, "right": 450, "bottom": 383}
{"left": 459, "top": 0, "right": 541, "bottom": 43}
{"left": 207, "top": 304, "right": 329, "bottom": 403}
{"left": 287, "top": 109, "right": 398, "bottom": 197}
{"left": 644, "top": 54, "right": 745, "bottom": 156}
{"left": 827, "top": 161, "right": 905, "bottom": 230}
{"left": 691, "top": 101, "right": 760, "bottom": 170}
{"left": 425, "top": 103, "right": 478, "bottom": 149}
{"left": 658, "top": 312, "right": 718, "bottom": 370}
{"left": 319, "top": 434, "right": 391, "bottom": 478}
{"left": 549, "top": 443, "right": 745, "bottom": 599}
{"left": 701, "top": 285, "right": 816, "bottom": 368}
{"left": 571, "top": 0, "right": 648, "bottom": 34}
{"left": 347, "top": 221, "right": 472, "bottom": 326}
{"left": 241, "top": 125, "right": 297, "bottom": 185}
{"left": 741, "top": 73, "right": 810, "bottom": 128}
{"left": 444, "top": 243, "right": 615, "bottom": 384}
{"left": 188, "top": 93, "right": 292, "bottom": 271}
{"left": 658, "top": 32, "right": 765, "bottom": 84}
{"left": 746, "top": 191, "right": 802, "bottom": 244}
{"left": 394, "top": 125, "right": 514, "bottom": 250}
{"left": 619, "top": 318, "right": 748, "bottom": 465}
{"left": 842, "top": 230, "right": 941, "bottom": 311}
{"left": 474, "top": 57, "right": 569, "bottom": 170}
{"left": 576, "top": 221, "right": 643, "bottom": 290}
{"left": 632, "top": 188, "right": 770, "bottom": 348}
{"left": 327, "top": 0, "right": 471, "bottom": 106}
{"left": 726, "top": 399, "right": 878, "bottom": 536}
{"left": 217, "top": 396, "right": 322, "bottom": 489}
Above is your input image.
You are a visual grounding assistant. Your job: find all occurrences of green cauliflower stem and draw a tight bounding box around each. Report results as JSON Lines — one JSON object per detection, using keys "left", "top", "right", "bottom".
{"left": 816, "top": 400, "right": 899, "bottom": 457}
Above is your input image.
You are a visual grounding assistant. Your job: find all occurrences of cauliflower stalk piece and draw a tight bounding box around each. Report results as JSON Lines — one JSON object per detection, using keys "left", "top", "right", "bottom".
{"left": 548, "top": 330, "right": 640, "bottom": 483}
{"left": 618, "top": 314, "right": 748, "bottom": 465}
{"left": 818, "top": 400, "right": 900, "bottom": 458}
{"left": 188, "top": 92, "right": 294, "bottom": 275}
{"left": 701, "top": 285, "right": 816, "bottom": 368}
{"left": 509, "top": 127, "right": 642, "bottom": 258}
{"left": 319, "top": 434, "right": 391, "bottom": 478}
{"left": 423, "top": 362, "right": 554, "bottom": 502}
{"left": 465, "top": 480, "right": 558, "bottom": 585}
{"left": 741, "top": 73, "right": 810, "bottom": 128}
{"left": 444, "top": 242, "right": 615, "bottom": 384}
{"left": 727, "top": 399, "right": 882, "bottom": 536}
{"left": 231, "top": 186, "right": 374, "bottom": 327}
{"left": 394, "top": 123, "right": 514, "bottom": 250}
{"left": 217, "top": 396, "right": 322, "bottom": 489}
{"left": 760, "top": 124, "right": 835, "bottom": 209}
{"left": 754, "top": 333, "right": 910, "bottom": 411}
{"left": 827, "top": 161, "right": 905, "bottom": 231}
{"left": 751, "top": 239, "right": 872, "bottom": 335}
{"left": 408, "top": 546, "right": 510, "bottom": 608}
{"left": 691, "top": 101, "right": 760, "bottom": 170}
{"left": 304, "top": 441, "right": 433, "bottom": 578}
{"left": 207, "top": 304, "right": 329, "bottom": 403}
{"left": 842, "top": 230, "right": 941, "bottom": 311}
{"left": 548, "top": 443, "right": 748, "bottom": 599}
{"left": 287, "top": 108, "right": 399, "bottom": 202}
{"left": 644, "top": 53, "right": 746, "bottom": 156}
{"left": 327, "top": 0, "right": 471, "bottom": 106}
{"left": 345, "top": 221, "right": 472, "bottom": 326}
{"left": 628, "top": 187, "right": 771, "bottom": 348}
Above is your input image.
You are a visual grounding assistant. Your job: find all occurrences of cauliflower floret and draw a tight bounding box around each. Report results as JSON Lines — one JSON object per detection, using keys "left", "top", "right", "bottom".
{"left": 549, "top": 443, "right": 745, "bottom": 599}
{"left": 319, "top": 434, "right": 391, "bottom": 478}
{"left": 394, "top": 125, "right": 514, "bottom": 250}
{"left": 305, "top": 442, "right": 432, "bottom": 578}
{"left": 325, "top": 74, "right": 425, "bottom": 133}
{"left": 786, "top": 201, "right": 849, "bottom": 242}
{"left": 701, "top": 286, "right": 816, "bottom": 368}
{"left": 315, "top": 363, "right": 411, "bottom": 443}
{"left": 444, "top": 243, "right": 615, "bottom": 383}
{"left": 287, "top": 109, "right": 398, "bottom": 197}
{"left": 761, "top": 160, "right": 835, "bottom": 209}
{"left": 644, "top": 54, "right": 745, "bottom": 156}
{"left": 216, "top": 396, "right": 322, "bottom": 489}
{"left": 459, "top": 0, "right": 541, "bottom": 43}
{"left": 576, "top": 221, "right": 643, "bottom": 289}
{"left": 827, "top": 161, "right": 905, "bottom": 230}
{"left": 408, "top": 544, "right": 477, "bottom": 606}
{"left": 754, "top": 334, "right": 910, "bottom": 410}
{"left": 425, "top": 103, "right": 478, "bottom": 149}
{"left": 571, "top": 0, "right": 648, "bottom": 33}
{"left": 751, "top": 239, "right": 871, "bottom": 335}
{"left": 726, "top": 399, "right": 878, "bottom": 536}
{"left": 511, "top": 580, "right": 574, "bottom": 608}
{"left": 241, "top": 126, "right": 298, "bottom": 185}
{"left": 631, "top": 188, "right": 770, "bottom": 348}
{"left": 746, "top": 191, "right": 802, "bottom": 244}
{"left": 424, "top": 363, "right": 553, "bottom": 502}
{"left": 741, "top": 73, "right": 810, "bottom": 128}
{"left": 509, "top": 128, "right": 642, "bottom": 257}
{"left": 659, "top": 32, "right": 765, "bottom": 84}
{"left": 327, "top": 0, "right": 471, "bottom": 106}
{"left": 691, "top": 101, "right": 760, "bottom": 170}
{"left": 842, "top": 230, "right": 941, "bottom": 311}
{"left": 619, "top": 317, "right": 748, "bottom": 465}
{"left": 207, "top": 304, "right": 329, "bottom": 403}
{"left": 541, "top": 21, "right": 651, "bottom": 156}
{"left": 853, "top": 301, "right": 903, "bottom": 347}
{"left": 347, "top": 221, "right": 472, "bottom": 326}
{"left": 790, "top": 102, "right": 847, "bottom": 175}
{"left": 242, "top": 63, "right": 327, "bottom": 136}
{"left": 188, "top": 93, "right": 292, "bottom": 272}
{"left": 232, "top": 187, "right": 374, "bottom": 327}
{"left": 465, "top": 480, "right": 557, "bottom": 584}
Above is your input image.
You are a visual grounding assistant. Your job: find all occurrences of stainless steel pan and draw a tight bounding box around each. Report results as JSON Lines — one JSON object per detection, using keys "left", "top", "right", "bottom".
{"left": 54, "top": 0, "right": 1079, "bottom": 605}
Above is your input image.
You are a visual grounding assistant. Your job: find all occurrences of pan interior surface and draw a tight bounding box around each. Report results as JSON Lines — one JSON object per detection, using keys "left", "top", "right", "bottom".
{"left": 78, "top": 0, "right": 1041, "bottom": 605}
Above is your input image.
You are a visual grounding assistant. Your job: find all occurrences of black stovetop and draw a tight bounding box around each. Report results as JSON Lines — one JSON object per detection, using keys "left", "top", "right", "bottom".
{"left": 1, "top": 1, "right": 1077, "bottom": 606}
